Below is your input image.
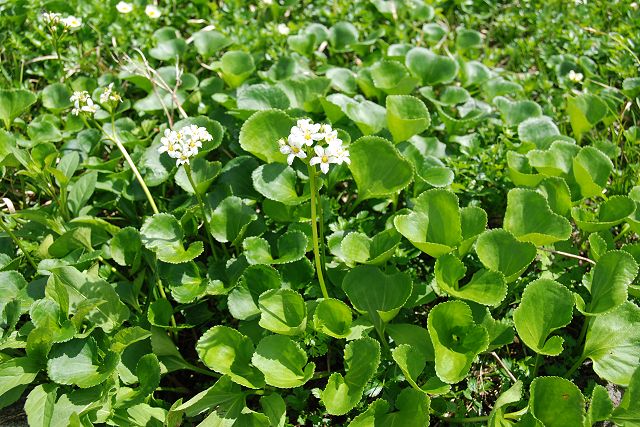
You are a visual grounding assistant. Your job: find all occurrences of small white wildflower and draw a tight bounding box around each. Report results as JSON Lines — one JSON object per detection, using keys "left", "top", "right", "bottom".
{"left": 99, "top": 83, "right": 122, "bottom": 104}
{"left": 632, "top": 2, "right": 639, "bottom": 9}
{"left": 42, "top": 11, "right": 61, "bottom": 25}
{"left": 310, "top": 145, "right": 337, "bottom": 174}
{"left": 145, "top": 4, "right": 161, "bottom": 19}
{"left": 321, "top": 124, "right": 342, "bottom": 146}
{"left": 279, "top": 137, "right": 307, "bottom": 165}
{"left": 277, "top": 23, "right": 290, "bottom": 35}
{"left": 262, "top": 0, "right": 273, "bottom": 4}
{"left": 70, "top": 91, "right": 100, "bottom": 116}
{"left": 568, "top": 69, "right": 584, "bottom": 83}
{"left": 330, "top": 144, "right": 350, "bottom": 166}
{"left": 290, "top": 119, "right": 323, "bottom": 146}
{"left": 116, "top": 1, "right": 134, "bottom": 13}
{"left": 158, "top": 125, "right": 212, "bottom": 166}
{"left": 61, "top": 15, "right": 82, "bottom": 29}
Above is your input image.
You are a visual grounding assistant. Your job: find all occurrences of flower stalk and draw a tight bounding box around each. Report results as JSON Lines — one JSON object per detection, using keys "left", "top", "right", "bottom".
{"left": 184, "top": 163, "right": 217, "bottom": 260}
{"left": 308, "top": 164, "right": 329, "bottom": 299}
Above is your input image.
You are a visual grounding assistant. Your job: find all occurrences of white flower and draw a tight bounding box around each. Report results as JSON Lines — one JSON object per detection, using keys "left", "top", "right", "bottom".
{"left": 262, "top": 0, "right": 273, "bottom": 4}
{"left": 100, "top": 83, "right": 122, "bottom": 104}
{"left": 279, "top": 137, "right": 307, "bottom": 165}
{"left": 277, "top": 23, "right": 290, "bottom": 35}
{"left": 61, "top": 15, "right": 82, "bottom": 29}
{"left": 158, "top": 125, "right": 213, "bottom": 166}
{"left": 310, "top": 145, "right": 337, "bottom": 174}
{"left": 145, "top": 4, "right": 161, "bottom": 19}
{"left": 321, "top": 124, "right": 342, "bottom": 146}
{"left": 116, "top": 1, "right": 134, "bottom": 13}
{"left": 290, "top": 119, "right": 323, "bottom": 146}
{"left": 70, "top": 91, "right": 100, "bottom": 116}
{"left": 42, "top": 12, "right": 61, "bottom": 25}
{"left": 568, "top": 69, "right": 583, "bottom": 83}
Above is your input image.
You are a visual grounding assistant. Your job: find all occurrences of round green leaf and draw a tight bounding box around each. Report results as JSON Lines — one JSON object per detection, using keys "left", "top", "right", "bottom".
{"left": 345, "top": 100, "right": 387, "bottom": 135}
{"left": 42, "top": 83, "right": 72, "bottom": 111}
{"left": 405, "top": 47, "right": 458, "bottom": 86}
{"left": 240, "top": 110, "right": 294, "bottom": 163}
{"left": 174, "top": 159, "right": 222, "bottom": 194}
{"left": 567, "top": 93, "right": 608, "bottom": 142}
{"left": 193, "top": 30, "right": 231, "bottom": 58}
{"left": 572, "top": 196, "right": 636, "bottom": 232}
{"left": 252, "top": 335, "right": 315, "bottom": 388}
{"left": 529, "top": 377, "right": 586, "bottom": 427}
{"left": 313, "top": 298, "right": 352, "bottom": 339}
{"left": 518, "top": 116, "right": 561, "bottom": 149}
{"left": 219, "top": 51, "right": 255, "bottom": 88}
{"left": 0, "top": 89, "right": 37, "bottom": 127}
{"left": 251, "top": 163, "right": 311, "bottom": 205}
{"left": 258, "top": 289, "right": 307, "bottom": 335}
{"left": 370, "top": 60, "right": 418, "bottom": 95}
{"left": 210, "top": 196, "right": 257, "bottom": 244}
{"left": 494, "top": 96, "right": 542, "bottom": 127}
{"left": 435, "top": 254, "right": 507, "bottom": 306}
{"left": 513, "top": 279, "right": 574, "bottom": 356}
{"left": 572, "top": 146, "right": 613, "bottom": 199}
{"left": 47, "top": 338, "right": 119, "bottom": 388}
{"left": 237, "top": 84, "right": 290, "bottom": 111}
{"left": 140, "top": 213, "right": 204, "bottom": 264}
{"left": 243, "top": 230, "right": 308, "bottom": 265}
{"left": 340, "top": 228, "right": 401, "bottom": 265}
{"left": 329, "top": 22, "right": 359, "bottom": 52}
{"left": 386, "top": 95, "right": 431, "bottom": 143}
{"left": 475, "top": 229, "right": 537, "bottom": 282}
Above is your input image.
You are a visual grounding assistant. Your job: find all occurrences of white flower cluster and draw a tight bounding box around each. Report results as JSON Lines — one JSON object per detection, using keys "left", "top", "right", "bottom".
{"left": 70, "top": 91, "right": 100, "bottom": 116}
{"left": 99, "top": 83, "right": 122, "bottom": 104}
{"left": 568, "top": 70, "right": 584, "bottom": 83}
{"left": 42, "top": 12, "right": 82, "bottom": 30}
{"left": 116, "top": 1, "right": 134, "bottom": 13}
{"left": 159, "top": 125, "right": 213, "bottom": 166}
{"left": 145, "top": 5, "right": 162, "bottom": 19}
{"left": 115, "top": 2, "right": 161, "bottom": 18}
{"left": 279, "top": 119, "right": 350, "bottom": 174}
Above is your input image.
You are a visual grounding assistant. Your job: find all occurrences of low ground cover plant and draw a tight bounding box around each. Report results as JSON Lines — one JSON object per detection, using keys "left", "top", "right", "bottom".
{"left": 1, "top": 0, "right": 639, "bottom": 425}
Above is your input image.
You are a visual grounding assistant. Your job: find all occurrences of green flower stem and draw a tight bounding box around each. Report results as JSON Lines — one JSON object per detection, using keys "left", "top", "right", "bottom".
{"left": 613, "top": 223, "right": 632, "bottom": 242}
{"left": 86, "top": 116, "right": 159, "bottom": 215}
{"left": 308, "top": 164, "right": 329, "bottom": 299}
{"left": 0, "top": 213, "right": 37, "bottom": 270}
{"left": 184, "top": 163, "right": 217, "bottom": 260}
{"left": 563, "top": 355, "right": 586, "bottom": 379}
{"left": 316, "top": 190, "right": 327, "bottom": 278}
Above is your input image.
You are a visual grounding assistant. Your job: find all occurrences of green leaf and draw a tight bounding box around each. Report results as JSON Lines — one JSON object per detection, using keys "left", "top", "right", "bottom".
{"left": 518, "top": 116, "right": 560, "bottom": 149}
{"left": 239, "top": 110, "right": 294, "bottom": 163}
{"left": 110, "top": 227, "right": 142, "bottom": 269}
{"left": 611, "top": 365, "right": 640, "bottom": 425}
{"left": 386, "top": 95, "right": 431, "bottom": 143}
{"left": 176, "top": 375, "right": 245, "bottom": 418}
{"left": 349, "top": 388, "right": 430, "bottom": 427}
{"left": 343, "top": 265, "right": 412, "bottom": 332}
{"left": 196, "top": 325, "right": 265, "bottom": 389}
{"left": 277, "top": 76, "right": 330, "bottom": 112}
{"left": 326, "top": 67, "right": 357, "bottom": 94}
{"left": 391, "top": 344, "right": 448, "bottom": 394}
{"left": 475, "top": 229, "right": 537, "bottom": 282}
{"left": 329, "top": 22, "right": 359, "bottom": 52}
{"left": 405, "top": 47, "right": 458, "bottom": 85}
{"left": 575, "top": 250, "right": 638, "bottom": 316}
{"left": 243, "top": 231, "right": 308, "bottom": 265}
{"left": 503, "top": 188, "right": 572, "bottom": 245}
{"left": 42, "top": 83, "right": 72, "bottom": 111}
{"left": 260, "top": 393, "right": 286, "bottom": 427}
{"left": 572, "top": 196, "right": 635, "bottom": 232}
{"left": 47, "top": 338, "right": 119, "bottom": 388}
{"left": 488, "top": 380, "right": 523, "bottom": 427}
{"left": 193, "top": 30, "right": 231, "bottom": 58}
{"left": 348, "top": 136, "right": 413, "bottom": 201}
{"left": 237, "top": 84, "right": 291, "bottom": 111}
{"left": 370, "top": 60, "right": 418, "bottom": 95}
{"left": 251, "top": 163, "right": 311, "bottom": 205}
{"left": 320, "top": 337, "right": 381, "bottom": 415}
{"left": 67, "top": 171, "right": 97, "bottom": 216}
{"left": 50, "top": 266, "right": 129, "bottom": 333}
{"left": 435, "top": 253, "right": 507, "bottom": 306}
{"left": 588, "top": 384, "right": 613, "bottom": 425}
{"left": 174, "top": 158, "right": 222, "bottom": 194}
{"left": 513, "top": 279, "right": 574, "bottom": 356}
{"left": 0, "top": 357, "right": 39, "bottom": 410}
{"left": 507, "top": 151, "right": 544, "bottom": 187}
{"left": 0, "top": 89, "right": 37, "bottom": 128}
{"left": 427, "top": 301, "right": 489, "bottom": 384}
{"left": 567, "top": 93, "right": 608, "bottom": 142}
{"left": 582, "top": 301, "right": 640, "bottom": 386}
{"left": 457, "top": 28, "right": 483, "bottom": 50}
{"left": 494, "top": 96, "right": 542, "bottom": 127}
{"left": 258, "top": 289, "right": 307, "bottom": 335}
{"left": 25, "top": 384, "right": 58, "bottom": 427}
{"left": 251, "top": 335, "right": 315, "bottom": 388}
{"left": 572, "top": 146, "right": 613, "bottom": 199}
{"left": 140, "top": 213, "right": 204, "bottom": 264}
{"left": 313, "top": 298, "right": 353, "bottom": 338}
{"left": 459, "top": 206, "right": 488, "bottom": 256}
{"left": 394, "top": 189, "right": 462, "bottom": 257}
{"left": 340, "top": 228, "right": 401, "bottom": 265}
{"left": 345, "top": 100, "right": 387, "bottom": 135}
{"left": 219, "top": 50, "right": 255, "bottom": 88}
{"left": 529, "top": 377, "right": 586, "bottom": 427}
{"left": 210, "top": 196, "right": 257, "bottom": 244}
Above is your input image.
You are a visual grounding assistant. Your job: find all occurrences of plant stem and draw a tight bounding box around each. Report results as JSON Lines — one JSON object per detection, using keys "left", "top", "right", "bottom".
{"left": 491, "top": 351, "right": 518, "bottom": 383}
{"left": 537, "top": 247, "right": 596, "bottom": 265}
{"left": 0, "top": 214, "right": 37, "bottom": 270}
{"left": 613, "top": 223, "right": 632, "bottom": 243}
{"left": 184, "top": 164, "right": 217, "bottom": 260}
{"left": 564, "top": 356, "right": 586, "bottom": 379}
{"left": 87, "top": 116, "right": 159, "bottom": 215}
{"left": 308, "top": 165, "right": 329, "bottom": 299}
{"left": 441, "top": 415, "right": 490, "bottom": 424}
{"left": 316, "top": 191, "right": 327, "bottom": 278}
{"left": 532, "top": 354, "right": 542, "bottom": 378}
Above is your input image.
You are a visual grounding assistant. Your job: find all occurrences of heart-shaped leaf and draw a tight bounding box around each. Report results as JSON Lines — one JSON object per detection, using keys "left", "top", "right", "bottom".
{"left": 394, "top": 189, "right": 462, "bottom": 257}
{"left": 196, "top": 326, "right": 265, "bottom": 389}
{"left": 243, "top": 230, "right": 308, "bottom": 265}
{"left": 513, "top": 279, "right": 574, "bottom": 356}
{"left": 386, "top": 95, "right": 431, "bottom": 143}
{"left": 391, "top": 344, "right": 449, "bottom": 394}
{"left": 252, "top": 163, "right": 311, "bottom": 205}
{"left": 345, "top": 100, "right": 387, "bottom": 135}
{"left": 0, "top": 89, "right": 37, "bottom": 128}
{"left": 435, "top": 254, "right": 507, "bottom": 306}
{"left": 567, "top": 93, "right": 608, "bottom": 142}
{"left": 348, "top": 136, "right": 413, "bottom": 201}
{"left": 258, "top": 289, "right": 307, "bottom": 335}
{"left": 236, "top": 84, "right": 290, "bottom": 111}
{"left": 427, "top": 301, "right": 489, "bottom": 384}
{"left": 494, "top": 96, "right": 542, "bottom": 127}
{"left": 320, "top": 337, "right": 380, "bottom": 415}
{"left": 47, "top": 338, "right": 119, "bottom": 388}
{"left": 475, "top": 229, "right": 537, "bottom": 282}
{"left": 343, "top": 265, "right": 412, "bottom": 332}
{"left": 252, "top": 335, "right": 315, "bottom": 388}
{"left": 572, "top": 146, "right": 613, "bottom": 199}
{"left": 503, "top": 188, "right": 572, "bottom": 245}
{"left": 507, "top": 151, "right": 544, "bottom": 187}
{"left": 313, "top": 298, "right": 353, "bottom": 338}
{"left": 518, "top": 116, "right": 561, "bottom": 149}
{"left": 193, "top": 30, "right": 231, "bottom": 58}
{"left": 227, "top": 265, "right": 282, "bottom": 320}
{"left": 140, "top": 213, "right": 204, "bottom": 264}
{"left": 340, "top": 228, "right": 401, "bottom": 265}
{"left": 219, "top": 50, "right": 255, "bottom": 88}
{"left": 459, "top": 206, "right": 488, "bottom": 256}
{"left": 370, "top": 60, "right": 418, "bottom": 95}
{"left": 348, "top": 388, "right": 430, "bottom": 427}
{"left": 210, "top": 196, "right": 257, "bottom": 244}
{"left": 405, "top": 47, "right": 458, "bottom": 85}
{"left": 575, "top": 250, "right": 638, "bottom": 316}
{"left": 529, "top": 377, "right": 586, "bottom": 427}
{"left": 174, "top": 158, "right": 222, "bottom": 194}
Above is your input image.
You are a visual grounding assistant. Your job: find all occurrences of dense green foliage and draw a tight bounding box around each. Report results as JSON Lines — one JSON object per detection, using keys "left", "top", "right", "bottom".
{"left": 1, "top": 0, "right": 640, "bottom": 425}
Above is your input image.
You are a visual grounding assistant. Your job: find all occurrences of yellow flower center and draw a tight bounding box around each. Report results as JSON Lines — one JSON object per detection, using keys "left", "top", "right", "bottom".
{"left": 292, "top": 146, "right": 300, "bottom": 153}
{"left": 322, "top": 156, "right": 328, "bottom": 163}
